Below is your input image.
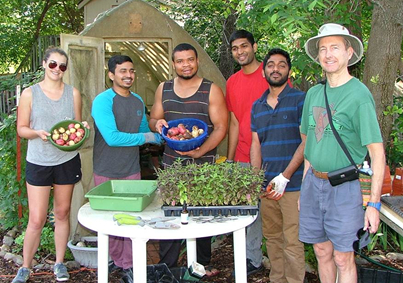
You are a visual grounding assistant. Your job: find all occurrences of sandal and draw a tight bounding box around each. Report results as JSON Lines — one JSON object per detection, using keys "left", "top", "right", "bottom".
{"left": 204, "top": 266, "right": 220, "bottom": 277}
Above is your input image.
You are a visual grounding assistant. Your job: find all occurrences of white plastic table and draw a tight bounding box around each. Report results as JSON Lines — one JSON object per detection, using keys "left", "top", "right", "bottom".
{"left": 77, "top": 196, "right": 257, "bottom": 283}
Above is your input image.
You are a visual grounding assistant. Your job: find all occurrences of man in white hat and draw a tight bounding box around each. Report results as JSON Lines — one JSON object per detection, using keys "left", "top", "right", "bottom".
{"left": 299, "top": 23, "right": 385, "bottom": 282}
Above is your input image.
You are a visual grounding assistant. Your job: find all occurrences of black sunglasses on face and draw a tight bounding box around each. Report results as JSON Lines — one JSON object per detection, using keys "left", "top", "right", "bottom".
{"left": 48, "top": 60, "right": 67, "bottom": 72}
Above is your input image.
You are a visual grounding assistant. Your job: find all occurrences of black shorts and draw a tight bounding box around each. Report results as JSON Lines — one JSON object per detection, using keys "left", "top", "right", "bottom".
{"left": 26, "top": 154, "right": 82, "bottom": 186}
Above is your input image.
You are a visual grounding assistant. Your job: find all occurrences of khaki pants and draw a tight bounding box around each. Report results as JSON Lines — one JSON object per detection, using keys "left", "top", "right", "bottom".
{"left": 261, "top": 191, "right": 305, "bottom": 283}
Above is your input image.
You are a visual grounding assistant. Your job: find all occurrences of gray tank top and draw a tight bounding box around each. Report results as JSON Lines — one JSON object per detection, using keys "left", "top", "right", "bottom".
{"left": 27, "top": 83, "right": 77, "bottom": 166}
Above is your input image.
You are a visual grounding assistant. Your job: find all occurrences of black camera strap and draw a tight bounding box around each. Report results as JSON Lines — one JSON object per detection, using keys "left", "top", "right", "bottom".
{"left": 323, "top": 81, "right": 358, "bottom": 170}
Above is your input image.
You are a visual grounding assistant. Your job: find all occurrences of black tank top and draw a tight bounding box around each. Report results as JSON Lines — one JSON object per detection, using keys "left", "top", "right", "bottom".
{"left": 162, "top": 78, "right": 216, "bottom": 166}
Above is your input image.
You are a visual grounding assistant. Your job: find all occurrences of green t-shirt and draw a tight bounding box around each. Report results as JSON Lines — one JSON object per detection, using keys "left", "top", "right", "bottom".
{"left": 300, "top": 78, "right": 383, "bottom": 172}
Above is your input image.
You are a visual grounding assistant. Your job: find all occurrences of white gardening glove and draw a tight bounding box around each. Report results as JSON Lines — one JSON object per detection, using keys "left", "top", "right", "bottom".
{"left": 268, "top": 173, "right": 289, "bottom": 200}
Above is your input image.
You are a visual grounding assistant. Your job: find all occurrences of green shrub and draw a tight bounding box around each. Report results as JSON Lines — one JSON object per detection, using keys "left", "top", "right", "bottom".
{"left": 13, "top": 224, "right": 74, "bottom": 261}
{"left": 384, "top": 96, "right": 403, "bottom": 173}
{"left": 0, "top": 70, "right": 43, "bottom": 229}
{"left": 0, "top": 111, "right": 28, "bottom": 229}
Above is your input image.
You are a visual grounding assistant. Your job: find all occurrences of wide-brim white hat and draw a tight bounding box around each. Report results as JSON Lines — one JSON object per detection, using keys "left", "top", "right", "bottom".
{"left": 305, "top": 23, "right": 364, "bottom": 66}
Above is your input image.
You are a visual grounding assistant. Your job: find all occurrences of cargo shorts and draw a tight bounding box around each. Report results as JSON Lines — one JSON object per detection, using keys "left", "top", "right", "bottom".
{"left": 299, "top": 168, "right": 364, "bottom": 252}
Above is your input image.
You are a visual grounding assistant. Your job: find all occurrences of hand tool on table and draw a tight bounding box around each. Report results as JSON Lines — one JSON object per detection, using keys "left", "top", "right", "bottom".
{"left": 113, "top": 213, "right": 178, "bottom": 228}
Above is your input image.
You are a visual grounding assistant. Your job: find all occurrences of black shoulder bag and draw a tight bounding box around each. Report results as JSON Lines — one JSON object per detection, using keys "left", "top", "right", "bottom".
{"left": 323, "top": 82, "right": 359, "bottom": 186}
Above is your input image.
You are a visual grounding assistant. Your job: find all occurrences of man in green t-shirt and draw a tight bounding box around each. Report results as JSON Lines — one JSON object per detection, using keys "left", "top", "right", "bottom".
{"left": 299, "top": 23, "right": 385, "bottom": 283}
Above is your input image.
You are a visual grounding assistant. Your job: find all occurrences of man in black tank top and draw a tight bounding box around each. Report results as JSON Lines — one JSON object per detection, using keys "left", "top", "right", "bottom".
{"left": 149, "top": 43, "right": 228, "bottom": 276}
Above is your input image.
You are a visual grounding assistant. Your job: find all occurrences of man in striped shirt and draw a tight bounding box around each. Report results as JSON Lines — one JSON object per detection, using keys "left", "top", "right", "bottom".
{"left": 250, "top": 48, "right": 306, "bottom": 283}
{"left": 149, "top": 43, "right": 227, "bottom": 276}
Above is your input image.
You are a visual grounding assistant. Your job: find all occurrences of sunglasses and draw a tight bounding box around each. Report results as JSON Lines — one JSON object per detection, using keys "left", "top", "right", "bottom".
{"left": 353, "top": 227, "right": 371, "bottom": 251}
{"left": 48, "top": 60, "right": 67, "bottom": 72}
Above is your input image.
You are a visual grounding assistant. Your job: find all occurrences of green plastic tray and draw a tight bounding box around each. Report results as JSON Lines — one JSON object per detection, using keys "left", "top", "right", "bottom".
{"left": 85, "top": 180, "right": 157, "bottom": 212}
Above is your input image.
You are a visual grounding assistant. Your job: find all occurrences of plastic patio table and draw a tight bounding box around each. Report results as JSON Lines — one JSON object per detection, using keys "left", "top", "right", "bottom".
{"left": 77, "top": 195, "right": 257, "bottom": 283}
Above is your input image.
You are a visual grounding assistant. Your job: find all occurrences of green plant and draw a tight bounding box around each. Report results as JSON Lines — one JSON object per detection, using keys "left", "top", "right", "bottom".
{"left": 14, "top": 225, "right": 55, "bottom": 256}
{"left": 0, "top": 111, "right": 28, "bottom": 229}
{"left": 384, "top": 96, "right": 403, "bottom": 173}
{"left": 13, "top": 223, "right": 74, "bottom": 261}
{"left": 156, "top": 159, "right": 265, "bottom": 206}
{"left": 0, "top": 70, "right": 43, "bottom": 229}
{"left": 366, "top": 221, "right": 403, "bottom": 253}
{"left": 304, "top": 243, "right": 318, "bottom": 272}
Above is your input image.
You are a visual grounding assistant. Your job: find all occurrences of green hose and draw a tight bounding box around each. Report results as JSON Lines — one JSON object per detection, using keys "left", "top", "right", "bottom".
{"left": 355, "top": 250, "right": 402, "bottom": 273}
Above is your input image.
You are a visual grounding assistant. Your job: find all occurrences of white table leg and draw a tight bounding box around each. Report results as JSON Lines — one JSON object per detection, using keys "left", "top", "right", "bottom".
{"left": 233, "top": 228, "right": 247, "bottom": 283}
{"left": 131, "top": 237, "right": 149, "bottom": 283}
{"left": 186, "top": 238, "right": 197, "bottom": 268}
{"left": 97, "top": 232, "right": 109, "bottom": 283}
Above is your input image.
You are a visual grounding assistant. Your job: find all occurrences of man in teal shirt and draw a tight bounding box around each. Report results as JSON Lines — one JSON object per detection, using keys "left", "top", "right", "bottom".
{"left": 299, "top": 23, "right": 385, "bottom": 283}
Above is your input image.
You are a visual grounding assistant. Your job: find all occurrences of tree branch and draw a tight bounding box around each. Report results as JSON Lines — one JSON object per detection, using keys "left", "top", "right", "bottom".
{"left": 14, "top": 0, "right": 57, "bottom": 74}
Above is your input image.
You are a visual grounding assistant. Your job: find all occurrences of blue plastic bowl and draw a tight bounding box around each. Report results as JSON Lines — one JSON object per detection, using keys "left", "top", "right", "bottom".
{"left": 162, "top": 118, "right": 208, "bottom": 151}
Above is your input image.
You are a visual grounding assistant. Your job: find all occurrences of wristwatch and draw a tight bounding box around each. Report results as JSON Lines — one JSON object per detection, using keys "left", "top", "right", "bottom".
{"left": 367, "top": 202, "right": 381, "bottom": 211}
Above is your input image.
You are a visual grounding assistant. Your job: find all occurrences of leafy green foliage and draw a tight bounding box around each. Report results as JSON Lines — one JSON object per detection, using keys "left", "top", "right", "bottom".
{"left": 304, "top": 243, "right": 318, "bottom": 272}
{"left": 13, "top": 224, "right": 73, "bottom": 260}
{"left": 0, "top": 70, "right": 44, "bottom": 229}
{"left": 366, "top": 221, "right": 403, "bottom": 253}
{"left": 156, "top": 159, "right": 265, "bottom": 206}
{"left": 0, "top": 112, "right": 27, "bottom": 229}
{"left": 384, "top": 96, "right": 403, "bottom": 172}
{"left": 236, "top": 0, "right": 369, "bottom": 86}
{"left": 149, "top": 0, "right": 232, "bottom": 65}
{"left": 0, "top": 0, "right": 83, "bottom": 73}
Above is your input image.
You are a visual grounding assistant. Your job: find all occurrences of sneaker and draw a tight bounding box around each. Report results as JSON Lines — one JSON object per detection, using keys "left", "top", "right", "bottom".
{"left": 246, "top": 259, "right": 264, "bottom": 276}
{"left": 54, "top": 262, "right": 70, "bottom": 281}
{"left": 12, "top": 267, "right": 31, "bottom": 283}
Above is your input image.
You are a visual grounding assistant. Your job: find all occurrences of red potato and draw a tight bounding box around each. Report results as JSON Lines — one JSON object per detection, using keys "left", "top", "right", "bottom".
{"left": 177, "top": 124, "right": 186, "bottom": 134}
{"left": 167, "top": 127, "right": 180, "bottom": 136}
{"left": 74, "top": 136, "right": 82, "bottom": 143}
{"left": 51, "top": 122, "right": 86, "bottom": 147}
{"left": 165, "top": 124, "right": 204, "bottom": 141}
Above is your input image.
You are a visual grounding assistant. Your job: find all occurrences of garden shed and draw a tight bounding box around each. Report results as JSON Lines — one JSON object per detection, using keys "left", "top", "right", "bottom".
{"left": 61, "top": 0, "right": 227, "bottom": 238}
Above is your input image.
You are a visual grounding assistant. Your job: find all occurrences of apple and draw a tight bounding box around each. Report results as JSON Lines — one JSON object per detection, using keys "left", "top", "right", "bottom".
{"left": 52, "top": 134, "right": 60, "bottom": 141}
{"left": 65, "top": 130, "right": 71, "bottom": 135}
{"left": 69, "top": 133, "right": 77, "bottom": 140}
{"left": 76, "top": 131, "right": 82, "bottom": 138}
{"left": 68, "top": 140, "right": 75, "bottom": 146}
{"left": 69, "top": 128, "right": 76, "bottom": 134}
{"left": 74, "top": 123, "right": 81, "bottom": 129}
{"left": 77, "top": 128, "right": 85, "bottom": 135}
{"left": 68, "top": 123, "right": 75, "bottom": 129}
{"left": 62, "top": 133, "right": 69, "bottom": 141}
{"left": 56, "top": 139, "right": 64, "bottom": 145}
{"left": 58, "top": 127, "right": 65, "bottom": 133}
{"left": 74, "top": 136, "right": 82, "bottom": 143}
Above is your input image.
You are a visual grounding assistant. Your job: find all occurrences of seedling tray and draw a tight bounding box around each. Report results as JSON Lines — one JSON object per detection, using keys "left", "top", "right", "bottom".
{"left": 85, "top": 180, "right": 157, "bottom": 212}
{"left": 381, "top": 196, "right": 403, "bottom": 218}
{"left": 162, "top": 205, "right": 259, "bottom": 217}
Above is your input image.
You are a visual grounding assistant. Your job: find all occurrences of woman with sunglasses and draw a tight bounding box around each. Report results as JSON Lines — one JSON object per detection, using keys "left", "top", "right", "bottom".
{"left": 14, "top": 47, "right": 87, "bottom": 283}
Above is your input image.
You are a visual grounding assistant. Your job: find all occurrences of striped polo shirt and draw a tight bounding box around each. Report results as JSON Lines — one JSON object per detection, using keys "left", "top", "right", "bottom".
{"left": 251, "top": 84, "right": 305, "bottom": 191}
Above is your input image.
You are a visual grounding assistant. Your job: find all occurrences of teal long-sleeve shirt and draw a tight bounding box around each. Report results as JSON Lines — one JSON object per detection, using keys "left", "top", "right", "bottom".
{"left": 91, "top": 88, "right": 160, "bottom": 178}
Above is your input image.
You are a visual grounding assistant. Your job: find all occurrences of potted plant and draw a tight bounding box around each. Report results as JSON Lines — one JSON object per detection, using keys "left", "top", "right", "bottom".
{"left": 156, "top": 159, "right": 265, "bottom": 216}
